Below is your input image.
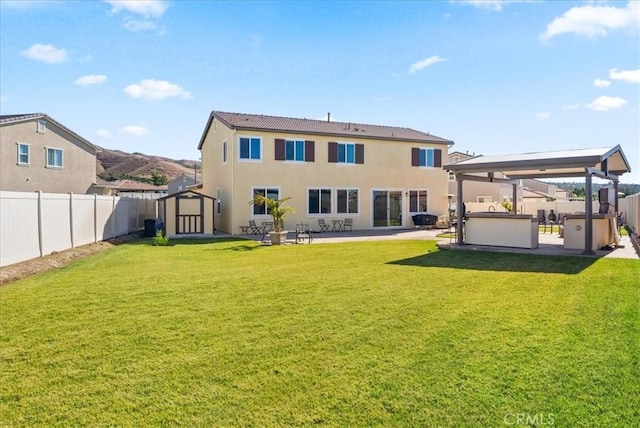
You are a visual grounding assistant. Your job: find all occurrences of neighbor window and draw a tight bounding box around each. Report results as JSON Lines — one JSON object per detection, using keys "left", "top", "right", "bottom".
{"left": 337, "top": 189, "right": 358, "bottom": 214}
{"left": 477, "top": 196, "right": 492, "bottom": 203}
{"left": 411, "top": 147, "right": 442, "bottom": 168}
{"left": 308, "top": 188, "right": 332, "bottom": 214}
{"left": 37, "top": 120, "right": 46, "bottom": 133}
{"left": 45, "top": 147, "right": 63, "bottom": 168}
{"left": 448, "top": 171, "right": 455, "bottom": 181}
{"left": 285, "top": 139, "right": 305, "bottom": 161}
{"left": 239, "top": 136, "right": 261, "bottom": 160}
{"left": 409, "top": 190, "right": 428, "bottom": 213}
{"left": 17, "top": 143, "right": 30, "bottom": 165}
{"left": 252, "top": 187, "right": 279, "bottom": 216}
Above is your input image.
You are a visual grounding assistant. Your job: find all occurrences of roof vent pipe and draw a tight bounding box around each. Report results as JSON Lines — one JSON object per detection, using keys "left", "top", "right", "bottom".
{"left": 327, "top": 112, "right": 330, "bottom": 122}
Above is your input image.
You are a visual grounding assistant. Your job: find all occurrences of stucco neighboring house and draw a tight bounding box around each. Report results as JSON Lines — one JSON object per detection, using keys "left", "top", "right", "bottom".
{"left": 0, "top": 113, "right": 99, "bottom": 194}
{"left": 168, "top": 173, "right": 201, "bottom": 195}
{"left": 447, "top": 151, "right": 523, "bottom": 208}
{"left": 197, "top": 111, "right": 454, "bottom": 235}
{"left": 111, "top": 180, "right": 168, "bottom": 199}
{"left": 521, "top": 178, "right": 570, "bottom": 201}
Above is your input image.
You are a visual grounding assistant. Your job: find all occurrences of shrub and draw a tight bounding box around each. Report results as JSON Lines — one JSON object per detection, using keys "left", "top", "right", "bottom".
{"left": 153, "top": 231, "right": 169, "bottom": 246}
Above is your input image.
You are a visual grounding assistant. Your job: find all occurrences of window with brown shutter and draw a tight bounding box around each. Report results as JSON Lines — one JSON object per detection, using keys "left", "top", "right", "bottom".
{"left": 355, "top": 144, "right": 364, "bottom": 164}
{"left": 328, "top": 142, "right": 338, "bottom": 163}
{"left": 305, "top": 140, "right": 315, "bottom": 162}
{"left": 275, "top": 139, "right": 285, "bottom": 161}
{"left": 411, "top": 148, "right": 420, "bottom": 166}
{"left": 434, "top": 149, "right": 442, "bottom": 167}
{"left": 412, "top": 147, "right": 442, "bottom": 167}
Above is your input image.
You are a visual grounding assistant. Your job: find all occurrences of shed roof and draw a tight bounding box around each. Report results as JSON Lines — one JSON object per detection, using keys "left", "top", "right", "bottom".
{"left": 444, "top": 145, "right": 631, "bottom": 179}
{"left": 198, "top": 111, "right": 453, "bottom": 149}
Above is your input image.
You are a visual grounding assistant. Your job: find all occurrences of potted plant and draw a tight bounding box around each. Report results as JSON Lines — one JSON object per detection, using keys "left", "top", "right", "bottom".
{"left": 251, "top": 194, "right": 294, "bottom": 245}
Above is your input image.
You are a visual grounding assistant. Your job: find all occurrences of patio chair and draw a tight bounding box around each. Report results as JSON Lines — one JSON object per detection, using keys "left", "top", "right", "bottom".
{"left": 248, "top": 220, "right": 262, "bottom": 235}
{"left": 343, "top": 218, "right": 353, "bottom": 231}
{"left": 317, "top": 219, "right": 331, "bottom": 232}
{"left": 537, "top": 209, "right": 547, "bottom": 233}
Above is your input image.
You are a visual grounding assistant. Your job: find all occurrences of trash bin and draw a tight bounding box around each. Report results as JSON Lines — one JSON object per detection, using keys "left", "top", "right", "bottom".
{"left": 144, "top": 219, "right": 156, "bottom": 237}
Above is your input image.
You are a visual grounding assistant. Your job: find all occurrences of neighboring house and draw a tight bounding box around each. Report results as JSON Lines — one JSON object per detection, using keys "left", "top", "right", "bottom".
{"left": 521, "top": 178, "right": 570, "bottom": 201}
{"left": 111, "top": 180, "right": 168, "bottom": 199}
{"left": 168, "top": 173, "right": 201, "bottom": 195}
{"left": 198, "top": 111, "right": 453, "bottom": 234}
{"left": 447, "top": 151, "right": 522, "bottom": 207}
{"left": 0, "top": 113, "right": 99, "bottom": 194}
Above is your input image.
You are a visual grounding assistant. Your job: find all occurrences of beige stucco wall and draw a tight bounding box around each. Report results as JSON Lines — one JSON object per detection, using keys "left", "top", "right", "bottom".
{"left": 0, "top": 119, "right": 97, "bottom": 194}
{"left": 201, "top": 118, "right": 450, "bottom": 234}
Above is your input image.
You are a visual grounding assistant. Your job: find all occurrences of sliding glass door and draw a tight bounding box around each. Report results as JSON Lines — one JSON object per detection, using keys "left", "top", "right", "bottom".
{"left": 372, "top": 190, "right": 403, "bottom": 227}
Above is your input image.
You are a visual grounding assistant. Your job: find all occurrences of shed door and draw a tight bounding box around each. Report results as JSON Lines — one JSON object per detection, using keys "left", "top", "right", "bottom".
{"left": 176, "top": 194, "right": 204, "bottom": 234}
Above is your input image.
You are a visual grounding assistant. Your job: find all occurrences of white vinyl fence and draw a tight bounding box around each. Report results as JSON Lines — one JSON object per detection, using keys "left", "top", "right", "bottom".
{"left": 0, "top": 191, "right": 156, "bottom": 267}
{"left": 620, "top": 193, "right": 640, "bottom": 236}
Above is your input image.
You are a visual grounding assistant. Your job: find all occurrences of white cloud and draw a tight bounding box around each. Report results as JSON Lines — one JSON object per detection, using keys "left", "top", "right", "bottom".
{"left": 609, "top": 68, "right": 640, "bottom": 84}
{"left": 104, "top": 0, "right": 169, "bottom": 18}
{"left": 561, "top": 104, "right": 580, "bottom": 111}
{"left": 96, "top": 129, "right": 112, "bottom": 138}
{"left": 593, "top": 79, "right": 611, "bottom": 88}
{"left": 452, "top": 1, "right": 531, "bottom": 12}
{"left": 541, "top": 1, "right": 640, "bottom": 41}
{"left": 75, "top": 74, "right": 107, "bottom": 87}
{"left": 123, "top": 17, "right": 158, "bottom": 32}
{"left": 408, "top": 56, "right": 447, "bottom": 74}
{"left": 21, "top": 44, "right": 67, "bottom": 64}
{"left": 124, "top": 79, "right": 192, "bottom": 101}
{"left": 536, "top": 112, "right": 550, "bottom": 120}
{"left": 586, "top": 96, "right": 627, "bottom": 111}
{"left": 120, "top": 125, "right": 150, "bottom": 136}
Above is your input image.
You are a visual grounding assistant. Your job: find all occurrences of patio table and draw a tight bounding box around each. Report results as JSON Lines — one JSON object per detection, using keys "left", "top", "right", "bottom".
{"left": 332, "top": 219, "right": 344, "bottom": 232}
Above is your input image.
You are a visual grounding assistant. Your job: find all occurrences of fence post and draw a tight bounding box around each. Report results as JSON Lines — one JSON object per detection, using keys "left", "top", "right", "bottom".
{"left": 37, "top": 190, "right": 44, "bottom": 257}
{"left": 94, "top": 194, "right": 98, "bottom": 243}
{"left": 111, "top": 195, "right": 116, "bottom": 239}
{"left": 69, "top": 192, "right": 75, "bottom": 248}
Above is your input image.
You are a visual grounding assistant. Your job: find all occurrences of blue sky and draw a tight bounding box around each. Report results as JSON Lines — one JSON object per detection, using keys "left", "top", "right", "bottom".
{"left": 1, "top": 0, "right": 639, "bottom": 183}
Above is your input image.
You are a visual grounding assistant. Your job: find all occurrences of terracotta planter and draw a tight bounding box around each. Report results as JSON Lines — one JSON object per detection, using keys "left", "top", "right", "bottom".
{"left": 269, "top": 231, "right": 288, "bottom": 245}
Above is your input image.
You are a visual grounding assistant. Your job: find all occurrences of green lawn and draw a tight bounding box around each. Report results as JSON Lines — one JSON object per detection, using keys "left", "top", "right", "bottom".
{"left": 1, "top": 238, "right": 638, "bottom": 426}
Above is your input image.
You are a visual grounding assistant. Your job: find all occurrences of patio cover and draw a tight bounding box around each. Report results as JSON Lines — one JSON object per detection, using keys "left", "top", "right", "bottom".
{"left": 443, "top": 145, "right": 632, "bottom": 254}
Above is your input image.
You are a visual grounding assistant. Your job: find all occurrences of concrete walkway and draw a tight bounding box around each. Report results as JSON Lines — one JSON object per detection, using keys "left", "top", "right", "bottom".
{"left": 174, "top": 228, "right": 639, "bottom": 260}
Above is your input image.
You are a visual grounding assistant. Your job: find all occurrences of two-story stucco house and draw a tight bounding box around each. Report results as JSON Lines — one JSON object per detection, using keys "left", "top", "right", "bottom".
{"left": 198, "top": 111, "right": 453, "bottom": 234}
{"left": 0, "top": 113, "right": 99, "bottom": 194}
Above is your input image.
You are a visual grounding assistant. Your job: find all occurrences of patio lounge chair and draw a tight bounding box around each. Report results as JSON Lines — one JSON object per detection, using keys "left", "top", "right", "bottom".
{"left": 318, "top": 219, "right": 331, "bottom": 232}
{"left": 343, "top": 218, "right": 353, "bottom": 231}
{"left": 248, "top": 220, "right": 263, "bottom": 235}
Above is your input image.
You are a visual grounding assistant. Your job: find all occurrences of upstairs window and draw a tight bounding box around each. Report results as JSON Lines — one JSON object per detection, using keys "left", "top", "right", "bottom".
{"left": 275, "top": 139, "right": 315, "bottom": 162}
{"left": 239, "top": 136, "right": 261, "bottom": 161}
{"left": 37, "top": 120, "right": 46, "bottom": 133}
{"left": 46, "top": 147, "right": 63, "bottom": 168}
{"left": 17, "top": 143, "right": 30, "bottom": 165}
{"left": 328, "top": 142, "right": 364, "bottom": 164}
{"left": 222, "top": 140, "right": 227, "bottom": 164}
{"left": 411, "top": 148, "right": 442, "bottom": 168}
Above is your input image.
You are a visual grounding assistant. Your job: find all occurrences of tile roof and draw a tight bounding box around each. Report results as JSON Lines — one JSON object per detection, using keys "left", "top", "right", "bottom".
{"left": 199, "top": 111, "right": 453, "bottom": 148}
{"left": 113, "top": 180, "right": 168, "bottom": 191}
{"left": 0, "top": 113, "right": 98, "bottom": 152}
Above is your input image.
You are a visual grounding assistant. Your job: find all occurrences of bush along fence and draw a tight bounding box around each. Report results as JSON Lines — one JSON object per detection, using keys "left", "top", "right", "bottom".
{"left": 0, "top": 191, "right": 156, "bottom": 267}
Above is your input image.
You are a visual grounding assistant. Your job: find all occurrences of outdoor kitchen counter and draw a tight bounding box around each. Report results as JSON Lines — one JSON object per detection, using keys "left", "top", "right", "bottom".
{"left": 465, "top": 213, "right": 539, "bottom": 249}
{"left": 563, "top": 213, "right": 616, "bottom": 251}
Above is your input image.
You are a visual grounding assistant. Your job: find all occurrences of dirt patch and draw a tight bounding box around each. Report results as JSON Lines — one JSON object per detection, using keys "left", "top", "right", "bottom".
{"left": 0, "top": 234, "right": 142, "bottom": 286}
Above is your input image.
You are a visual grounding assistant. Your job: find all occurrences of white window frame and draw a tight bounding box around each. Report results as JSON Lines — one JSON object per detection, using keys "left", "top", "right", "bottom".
{"left": 238, "top": 135, "right": 262, "bottom": 162}
{"left": 418, "top": 148, "right": 435, "bottom": 168}
{"left": 222, "top": 140, "right": 227, "bottom": 164}
{"left": 251, "top": 186, "right": 280, "bottom": 217}
{"left": 45, "top": 147, "right": 63, "bottom": 168}
{"left": 448, "top": 171, "right": 455, "bottom": 181}
{"left": 37, "top": 120, "right": 46, "bottom": 134}
{"left": 337, "top": 142, "right": 356, "bottom": 165}
{"left": 17, "top": 142, "right": 30, "bottom": 165}
{"left": 336, "top": 188, "right": 359, "bottom": 215}
{"left": 307, "top": 187, "right": 332, "bottom": 215}
{"left": 408, "top": 189, "right": 429, "bottom": 214}
{"left": 285, "top": 139, "right": 305, "bottom": 162}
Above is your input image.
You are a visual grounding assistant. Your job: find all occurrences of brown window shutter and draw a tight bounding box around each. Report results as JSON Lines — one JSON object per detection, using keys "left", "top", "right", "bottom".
{"left": 275, "top": 139, "right": 285, "bottom": 161}
{"left": 411, "top": 148, "right": 420, "bottom": 166}
{"left": 328, "top": 142, "right": 337, "bottom": 163}
{"left": 305, "top": 140, "right": 315, "bottom": 162}
{"left": 355, "top": 144, "right": 364, "bottom": 164}
{"left": 434, "top": 149, "right": 442, "bottom": 167}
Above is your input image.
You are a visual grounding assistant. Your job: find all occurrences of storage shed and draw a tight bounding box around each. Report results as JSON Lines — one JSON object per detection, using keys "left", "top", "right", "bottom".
{"left": 157, "top": 190, "right": 215, "bottom": 236}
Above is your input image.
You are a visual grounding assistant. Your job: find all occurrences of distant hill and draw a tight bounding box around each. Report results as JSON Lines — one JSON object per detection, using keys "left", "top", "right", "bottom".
{"left": 96, "top": 147, "right": 199, "bottom": 182}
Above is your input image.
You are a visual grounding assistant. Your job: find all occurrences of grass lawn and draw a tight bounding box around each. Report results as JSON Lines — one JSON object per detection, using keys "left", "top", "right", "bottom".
{"left": 1, "top": 238, "right": 638, "bottom": 426}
